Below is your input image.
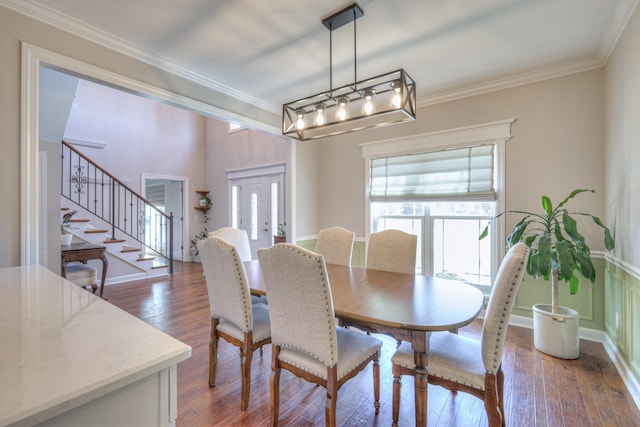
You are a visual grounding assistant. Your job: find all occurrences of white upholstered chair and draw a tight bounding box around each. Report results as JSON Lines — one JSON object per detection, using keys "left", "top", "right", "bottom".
{"left": 64, "top": 262, "right": 98, "bottom": 293}
{"left": 314, "top": 226, "right": 355, "bottom": 266}
{"left": 257, "top": 243, "right": 382, "bottom": 427}
{"left": 390, "top": 242, "right": 529, "bottom": 427}
{"left": 366, "top": 229, "right": 417, "bottom": 275}
{"left": 197, "top": 236, "right": 271, "bottom": 410}
{"left": 208, "top": 227, "right": 252, "bottom": 261}
{"left": 208, "top": 226, "right": 267, "bottom": 305}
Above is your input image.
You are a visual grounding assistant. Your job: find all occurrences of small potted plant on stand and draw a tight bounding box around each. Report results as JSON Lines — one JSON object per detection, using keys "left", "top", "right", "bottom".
{"left": 61, "top": 209, "right": 78, "bottom": 245}
{"left": 480, "top": 188, "right": 614, "bottom": 359}
{"left": 274, "top": 223, "right": 286, "bottom": 244}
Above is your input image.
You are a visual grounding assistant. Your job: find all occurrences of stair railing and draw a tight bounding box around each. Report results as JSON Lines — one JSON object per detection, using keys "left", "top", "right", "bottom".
{"left": 61, "top": 140, "right": 174, "bottom": 273}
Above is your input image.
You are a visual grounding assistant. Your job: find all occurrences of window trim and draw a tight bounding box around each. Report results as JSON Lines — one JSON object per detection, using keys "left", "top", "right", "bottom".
{"left": 361, "top": 119, "right": 514, "bottom": 289}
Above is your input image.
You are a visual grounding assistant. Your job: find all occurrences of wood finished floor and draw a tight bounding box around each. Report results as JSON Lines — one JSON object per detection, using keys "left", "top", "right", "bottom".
{"left": 105, "top": 261, "right": 640, "bottom": 426}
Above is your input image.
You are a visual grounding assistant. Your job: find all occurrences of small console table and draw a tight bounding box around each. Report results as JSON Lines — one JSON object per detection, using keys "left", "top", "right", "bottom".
{"left": 61, "top": 242, "right": 108, "bottom": 298}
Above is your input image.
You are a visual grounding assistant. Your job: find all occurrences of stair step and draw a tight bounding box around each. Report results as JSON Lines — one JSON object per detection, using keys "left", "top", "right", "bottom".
{"left": 152, "top": 261, "right": 168, "bottom": 269}
{"left": 103, "top": 239, "right": 126, "bottom": 244}
{"left": 61, "top": 207, "right": 70, "bottom": 211}
{"left": 136, "top": 256, "right": 155, "bottom": 262}
{"left": 69, "top": 218, "right": 90, "bottom": 223}
{"left": 85, "top": 229, "right": 109, "bottom": 234}
{"left": 121, "top": 247, "right": 140, "bottom": 253}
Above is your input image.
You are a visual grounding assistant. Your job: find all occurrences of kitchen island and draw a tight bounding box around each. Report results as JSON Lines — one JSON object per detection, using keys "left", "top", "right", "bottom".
{"left": 0, "top": 265, "right": 191, "bottom": 426}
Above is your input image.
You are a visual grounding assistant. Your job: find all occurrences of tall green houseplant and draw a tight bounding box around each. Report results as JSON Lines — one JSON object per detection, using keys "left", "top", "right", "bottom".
{"left": 480, "top": 188, "right": 615, "bottom": 314}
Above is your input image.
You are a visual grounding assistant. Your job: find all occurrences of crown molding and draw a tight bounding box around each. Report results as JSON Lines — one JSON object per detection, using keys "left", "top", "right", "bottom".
{"left": 3, "top": 0, "right": 635, "bottom": 115}
{"left": 417, "top": 57, "right": 604, "bottom": 108}
{"left": 0, "top": 0, "right": 277, "bottom": 113}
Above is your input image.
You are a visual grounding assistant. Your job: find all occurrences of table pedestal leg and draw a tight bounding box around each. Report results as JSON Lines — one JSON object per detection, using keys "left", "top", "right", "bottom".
{"left": 412, "top": 331, "right": 430, "bottom": 427}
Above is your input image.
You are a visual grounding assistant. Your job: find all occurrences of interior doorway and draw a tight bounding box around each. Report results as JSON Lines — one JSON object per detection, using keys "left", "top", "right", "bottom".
{"left": 143, "top": 175, "right": 187, "bottom": 262}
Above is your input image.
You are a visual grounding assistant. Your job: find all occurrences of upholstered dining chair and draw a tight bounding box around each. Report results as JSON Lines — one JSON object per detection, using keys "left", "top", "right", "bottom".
{"left": 208, "top": 226, "right": 267, "bottom": 305}
{"left": 197, "top": 236, "right": 271, "bottom": 411}
{"left": 208, "top": 226, "right": 252, "bottom": 261}
{"left": 366, "top": 229, "right": 417, "bottom": 275}
{"left": 390, "top": 242, "right": 529, "bottom": 427}
{"left": 314, "top": 226, "right": 356, "bottom": 266}
{"left": 257, "top": 243, "right": 382, "bottom": 427}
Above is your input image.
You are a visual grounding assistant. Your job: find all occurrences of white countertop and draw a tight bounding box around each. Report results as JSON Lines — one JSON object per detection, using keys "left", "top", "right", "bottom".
{"left": 0, "top": 265, "right": 191, "bottom": 426}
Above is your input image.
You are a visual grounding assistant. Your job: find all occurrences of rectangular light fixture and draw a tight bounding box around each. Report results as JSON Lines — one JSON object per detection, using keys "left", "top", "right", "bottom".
{"left": 283, "top": 69, "right": 416, "bottom": 141}
{"left": 282, "top": 4, "right": 416, "bottom": 141}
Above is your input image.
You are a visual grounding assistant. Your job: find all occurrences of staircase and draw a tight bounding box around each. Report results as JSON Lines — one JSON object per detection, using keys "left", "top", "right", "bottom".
{"left": 61, "top": 205, "right": 170, "bottom": 282}
{"left": 61, "top": 140, "right": 174, "bottom": 283}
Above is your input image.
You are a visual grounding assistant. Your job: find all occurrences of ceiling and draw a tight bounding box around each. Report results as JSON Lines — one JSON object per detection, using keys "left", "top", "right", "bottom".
{"left": 10, "top": 0, "right": 639, "bottom": 113}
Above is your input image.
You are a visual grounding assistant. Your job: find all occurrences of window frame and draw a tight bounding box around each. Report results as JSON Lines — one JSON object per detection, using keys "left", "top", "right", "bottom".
{"left": 361, "top": 119, "right": 514, "bottom": 292}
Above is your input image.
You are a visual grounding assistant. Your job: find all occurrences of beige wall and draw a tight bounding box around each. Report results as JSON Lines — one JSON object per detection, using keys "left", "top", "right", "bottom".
{"left": 604, "top": 3, "right": 640, "bottom": 267}
{"left": 314, "top": 69, "right": 606, "bottom": 242}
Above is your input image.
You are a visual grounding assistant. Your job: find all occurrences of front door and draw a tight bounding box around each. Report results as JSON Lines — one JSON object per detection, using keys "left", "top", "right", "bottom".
{"left": 240, "top": 177, "right": 271, "bottom": 256}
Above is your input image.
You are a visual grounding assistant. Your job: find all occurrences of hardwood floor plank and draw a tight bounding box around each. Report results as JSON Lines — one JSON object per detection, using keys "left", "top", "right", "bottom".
{"left": 103, "top": 262, "right": 640, "bottom": 426}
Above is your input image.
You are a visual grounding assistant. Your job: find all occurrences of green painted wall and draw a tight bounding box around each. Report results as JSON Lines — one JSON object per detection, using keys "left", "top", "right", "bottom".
{"left": 513, "top": 257, "right": 606, "bottom": 331}
{"left": 605, "top": 260, "right": 640, "bottom": 384}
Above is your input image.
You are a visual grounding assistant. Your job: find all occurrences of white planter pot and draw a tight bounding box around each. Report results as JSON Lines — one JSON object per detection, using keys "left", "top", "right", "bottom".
{"left": 533, "top": 303, "right": 580, "bottom": 359}
{"left": 61, "top": 233, "right": 73, "bottom": 246}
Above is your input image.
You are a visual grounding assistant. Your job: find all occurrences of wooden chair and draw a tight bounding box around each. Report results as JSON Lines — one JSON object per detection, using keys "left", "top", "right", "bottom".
{"left": 208, "top": 226, "right": 267, "bottom": 304}
{"left": 366, "top": 229, "right": 417, "bottom": 275}
{"left": 257, "top": 243, "right": 382, "bottom": 427}
{"left": 390, "top": 242, "right": 529, "bottom": 427}
{"left": 314, "top": 226, "right": 356, "bottom": 266}
{"left": 197, "top": 236, "right": 271, "bottom": 410}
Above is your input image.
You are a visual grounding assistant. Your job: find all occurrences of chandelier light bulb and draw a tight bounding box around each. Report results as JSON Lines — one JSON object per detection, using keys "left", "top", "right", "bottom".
{"left": 314, "top": 103, "right": 327, "bottom": 126}
{"left": 335, "top": 96, "right": 349, "bottom": 121}
{"left": 295, "top": 109, "right": 306, "bottom": 130}
{"left": 362, "top": 89, "right": 376, "bottom": 115}
{"left": 390, "top": 81, "right": 403, "bottom": 109}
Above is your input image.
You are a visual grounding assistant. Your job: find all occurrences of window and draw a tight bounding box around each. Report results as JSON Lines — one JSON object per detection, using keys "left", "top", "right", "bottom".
{"left": 362, "top": 120, "right": 513, "bottom": 292}
{"left": 228, "top": 122, "right": 245, "bottom": 133}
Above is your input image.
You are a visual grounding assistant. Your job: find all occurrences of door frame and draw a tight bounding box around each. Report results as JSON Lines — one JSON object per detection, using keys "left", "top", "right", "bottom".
{"left": 227, "top": 164, "right": 286, "bottom": 256}
{"left": 20, "top": 43, "right": 285, "bottom": 265}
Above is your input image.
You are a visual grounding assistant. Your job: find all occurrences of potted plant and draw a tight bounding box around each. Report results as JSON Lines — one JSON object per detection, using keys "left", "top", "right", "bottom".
{"left": 190, "top": 228, "right": 209, "bottom": 262}
{"left": 61, "top": 209, "right": 78, "bottom": 245}
{"left": 480, "top": 188, "right": 614, "bottom": 359}
{"left": 274, "top": 223, "right": 286, "bottom": 244}
{"left": 198, "top": 193, "right": 212, "bottom": 209}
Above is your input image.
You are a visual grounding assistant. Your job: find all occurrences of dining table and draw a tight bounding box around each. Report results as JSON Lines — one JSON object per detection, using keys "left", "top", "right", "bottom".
{"left": 243, "top": 260, "right": 485, "bottom": 426}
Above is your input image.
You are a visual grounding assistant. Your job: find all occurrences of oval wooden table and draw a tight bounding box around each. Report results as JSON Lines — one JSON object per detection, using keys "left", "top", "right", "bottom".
{"left": 244, "top": 260, "right": 485, "bottom": 426}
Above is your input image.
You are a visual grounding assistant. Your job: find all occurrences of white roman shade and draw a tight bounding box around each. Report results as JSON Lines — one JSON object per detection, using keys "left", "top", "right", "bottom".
{"left": 369, "top": 144, "right": 496, "bottom": 202}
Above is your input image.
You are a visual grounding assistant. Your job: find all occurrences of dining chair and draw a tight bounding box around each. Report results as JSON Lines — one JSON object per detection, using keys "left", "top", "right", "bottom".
{"left": 208, "top": 226, "right": 267, "bottom": 304}
{"left": 366, "top": 229, "right": 417, "bottom": 275}
{"left": 314, "top": 226, "right": 355, "bottom": 266}
{"left": 257, "top": 243, "right": 382, "bottom": 427}
{"left": 390, "top": 242, "right": 529, "bottom": 427}
{"left": 208, "top": 226, "right": 252, "bottom": 261}
{"left": 197, "top": 236, "right": 271, "bottom": 410}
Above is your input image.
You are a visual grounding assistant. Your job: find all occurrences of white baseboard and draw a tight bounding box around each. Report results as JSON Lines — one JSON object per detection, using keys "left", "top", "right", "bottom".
{"left": 506, "top": 314, "right": 639, "bottom": 411}
{"left": 603, "top": 334, "right": 640, "bottom": 411}
{"left": 103, "top": 272, "right": 147, "bottom": 286}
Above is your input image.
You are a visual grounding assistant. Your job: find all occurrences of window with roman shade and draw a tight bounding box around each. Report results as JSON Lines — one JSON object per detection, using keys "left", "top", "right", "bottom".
{"left": 361, "top": 119, "right": 514, "bottom": 290}
{"left": 369, "top": 144, "right": 496, "bottom": 202}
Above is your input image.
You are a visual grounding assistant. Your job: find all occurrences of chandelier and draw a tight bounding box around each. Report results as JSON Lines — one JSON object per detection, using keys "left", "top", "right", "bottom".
{"left": 282, "top": 3, "right": 416, "bottom": 141}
